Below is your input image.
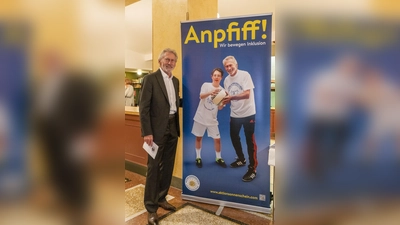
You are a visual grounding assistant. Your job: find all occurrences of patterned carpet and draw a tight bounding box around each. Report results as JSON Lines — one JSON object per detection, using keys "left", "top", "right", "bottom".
{"left": 125, "top": 171, "right": 272, "bottom": 224}
{"left": 125, "top": 184, "right": 174, "bottom": 222}
{"left": 159, "top": 203, "right": 247, "bottom": 225}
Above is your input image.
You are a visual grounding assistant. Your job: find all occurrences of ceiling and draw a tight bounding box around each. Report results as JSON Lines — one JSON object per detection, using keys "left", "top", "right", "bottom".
{"left": 125, "top": 0, "right": 275, "bottom": 68}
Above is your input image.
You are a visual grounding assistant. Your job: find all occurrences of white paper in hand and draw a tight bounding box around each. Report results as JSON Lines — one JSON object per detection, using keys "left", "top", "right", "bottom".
{"left": 143, "top": 142, "right": 159, "bottom": 159}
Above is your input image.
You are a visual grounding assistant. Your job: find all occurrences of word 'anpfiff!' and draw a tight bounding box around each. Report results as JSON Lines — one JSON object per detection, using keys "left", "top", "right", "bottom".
{"left": 184, "top": 19, "right": 267, "bottom": 48}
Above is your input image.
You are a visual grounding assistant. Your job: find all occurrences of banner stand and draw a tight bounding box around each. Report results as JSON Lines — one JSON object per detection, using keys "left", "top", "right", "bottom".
{"left": 271, "top": 165, "right": 275, "bottom": 222}
{"left": 269, "top": 143, "right": 275, "bottom": 222}
{"left": 181, "top": 13, "right": 273, "bottom": 218}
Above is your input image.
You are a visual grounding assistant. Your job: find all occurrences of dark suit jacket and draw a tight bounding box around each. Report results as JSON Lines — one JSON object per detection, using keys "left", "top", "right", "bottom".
{"left": 139, "top": 69, "right": 180, "bottom": 143}
{"left": 38, "top": 72, "right": 99, "bottom": 142}
{"left": 36, "top": 71, "right": 99, "bottom": 209}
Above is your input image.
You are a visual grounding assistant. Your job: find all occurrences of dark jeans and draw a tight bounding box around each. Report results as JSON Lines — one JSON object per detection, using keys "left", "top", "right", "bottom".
{"left": 303, "top": 118, "right": 350, "bottom": 177}
{"left": 144, "top": 117, "right": 178, "bottom": 213}
{"left": 230, "top": 114, "right": 258, "bottom": 169}
{"left": 39, "top": 122, "right": 89, "bottom": 212}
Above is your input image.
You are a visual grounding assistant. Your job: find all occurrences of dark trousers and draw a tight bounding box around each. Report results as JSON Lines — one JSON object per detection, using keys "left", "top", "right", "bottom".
{"left": 303, "top": 119, "right": 350, "bottom": 177}
{"left": 144, "top": 117, "right": 178, "bottom": 213}
{"left": 230, "top": 115, "right": 258, "bottom": 169}
{"left": 39, "top": 122, "right": 89, "bottom": 211}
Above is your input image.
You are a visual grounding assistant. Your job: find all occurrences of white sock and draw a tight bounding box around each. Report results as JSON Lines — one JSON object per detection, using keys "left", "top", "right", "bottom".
{"left": 196, "top": 148, "right": 201, "bottom": 158}
{"left": 216, "top": 151, "right": 221, "bottom": 159}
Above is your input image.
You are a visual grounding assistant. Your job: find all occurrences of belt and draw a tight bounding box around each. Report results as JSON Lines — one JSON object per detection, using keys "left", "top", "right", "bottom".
{"left": 169, "top": 114, "right": 175, "bottom": 119}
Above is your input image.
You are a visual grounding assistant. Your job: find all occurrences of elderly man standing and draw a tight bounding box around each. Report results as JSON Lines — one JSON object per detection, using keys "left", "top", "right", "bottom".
{"left": 139, "top": 48, "right": 180, "bottom": 225}
{"left": 222, "top": 55, "right": 258, "bottom": 182}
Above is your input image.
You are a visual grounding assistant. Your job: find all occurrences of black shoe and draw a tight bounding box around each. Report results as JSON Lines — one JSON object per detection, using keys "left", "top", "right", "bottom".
{"left": 230, "top": 158, "right": 246, "bottom": 168}
{"left": 158, "top": 201, "right": 176, "bottom": 211}
{"left": 196, "top": 158, "right": 202, "bottom": 168}
{"left": 216, "top": 158, "right": 227, "bottom": 168}
{"left": 242, "top": 168, "right": 256, "bottom": 182}
{"left": 148, "top": 212, "right": 158, "bottom": 225}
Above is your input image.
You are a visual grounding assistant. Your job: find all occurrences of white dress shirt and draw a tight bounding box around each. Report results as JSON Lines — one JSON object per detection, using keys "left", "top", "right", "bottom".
{"left": 160, "top": 68, "right": 177, "bottom": 114}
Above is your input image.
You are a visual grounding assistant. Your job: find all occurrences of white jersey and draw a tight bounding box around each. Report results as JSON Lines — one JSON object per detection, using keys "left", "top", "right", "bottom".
{"left": 305, "top": 68, "right": 358, "bottom": 121}
{"left": 224, "top": 69, "right": 256, "bottom": 118}
{"left": 193, "top": 83, "right": 223, "bottom": 126}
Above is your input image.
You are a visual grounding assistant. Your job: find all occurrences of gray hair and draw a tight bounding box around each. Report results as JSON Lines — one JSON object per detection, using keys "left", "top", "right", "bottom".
{"left": 222, "top": 55, "right": 238, "bottom": 66}
{"left": 158, "top": 48, "right": 178, "bottom": 62}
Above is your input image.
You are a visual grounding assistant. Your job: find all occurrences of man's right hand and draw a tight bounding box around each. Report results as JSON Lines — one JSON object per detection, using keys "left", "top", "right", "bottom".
{"left": 222, "top": 95, "right": 232, "bottom": 105}
{"left": 144, "top": 135, "right": 153, "bottom": 146}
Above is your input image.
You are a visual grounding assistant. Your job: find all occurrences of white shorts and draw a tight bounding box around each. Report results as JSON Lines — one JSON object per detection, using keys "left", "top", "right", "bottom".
{"left": 191, "top": 121, "right": 220, "bottom": 139}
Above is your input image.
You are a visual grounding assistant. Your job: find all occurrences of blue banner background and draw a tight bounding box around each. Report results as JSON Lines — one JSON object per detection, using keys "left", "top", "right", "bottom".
{"left": 282, "top": 18, "right": 400, "bottom": 207}
{"left": 0, "top": 22, "right": 29, "bottom": 198}
{"left": 181, "top": 14, "right": 272, "bottom": 209}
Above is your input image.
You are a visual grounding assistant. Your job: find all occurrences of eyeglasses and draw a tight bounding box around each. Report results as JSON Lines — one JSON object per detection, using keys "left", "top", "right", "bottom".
{"left": 164, "top": 58, "right": 176, "bottom": 63}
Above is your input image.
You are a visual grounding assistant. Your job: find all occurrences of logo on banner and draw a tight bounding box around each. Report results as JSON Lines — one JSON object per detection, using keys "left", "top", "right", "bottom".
{"left": 183, "top": 19, "right": 268, "bottom": 48}
{"left": 204, "top": 96, "right": 216, "bottom": 111}
{"left": 185, "top": 175, "right": 200, "bottom": 191}
{"left": 227, "top": 82, "right": 243, "bottom": 101}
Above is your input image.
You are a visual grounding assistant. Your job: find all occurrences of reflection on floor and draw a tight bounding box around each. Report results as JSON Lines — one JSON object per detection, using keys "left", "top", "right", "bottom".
{"left": 125, "top": 170, "right": 272, "bottom": 225}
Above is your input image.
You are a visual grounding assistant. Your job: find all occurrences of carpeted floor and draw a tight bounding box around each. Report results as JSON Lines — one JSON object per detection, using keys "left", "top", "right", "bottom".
{"left": 125, "top": 184, "right": 174, "bottom": 222}
{"left": 125, "top": 170, "right": 272, "bottom": 225}
{"left": 159, "top": 202, "right": 247, "bottom": 225}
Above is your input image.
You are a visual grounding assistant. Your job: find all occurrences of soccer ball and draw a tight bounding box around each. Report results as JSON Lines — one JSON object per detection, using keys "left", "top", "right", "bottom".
{"left": 212, "top": 89, "right": 227, "bottom": 105}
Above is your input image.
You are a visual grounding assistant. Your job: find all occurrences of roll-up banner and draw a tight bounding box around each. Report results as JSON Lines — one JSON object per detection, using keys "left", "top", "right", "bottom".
{"left": 0, "top": 22, "right": 29, "bottom": 198}
{"left": 282, "top": 17, "right": 400, "bottom": 212}
{"left": 181, "top": 14, "right": 272, "bottom": 212}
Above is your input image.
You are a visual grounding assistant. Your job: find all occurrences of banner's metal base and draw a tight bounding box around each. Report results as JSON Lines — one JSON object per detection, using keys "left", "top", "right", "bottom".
{"left": 216, "top": 205, "right": 224, "bottom": 216}
{"left": 181, "top": 194, "right": 271, "bottom": 215}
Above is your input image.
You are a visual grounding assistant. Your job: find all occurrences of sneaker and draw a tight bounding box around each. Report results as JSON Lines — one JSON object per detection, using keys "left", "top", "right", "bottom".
{"left": 242, "top": 168, "right": 256, "bottom": 182}
{"left": 216, "top": 158, "right": 227, "bottom": 168}
{"left": 196, "top": 158, "right": 202, "bottom": 168}
{"left": 230, "top": 158, "right": 246, "bottom": 168}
